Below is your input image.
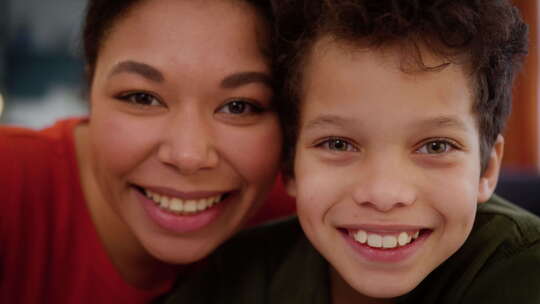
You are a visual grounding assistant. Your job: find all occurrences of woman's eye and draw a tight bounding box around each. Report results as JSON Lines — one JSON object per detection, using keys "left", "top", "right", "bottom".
{"left": 118, "top": 92, "right": 161, "bottom": 107}
{"left": 318, "top": 138, "right": 357, "bottom": 152}
{"left": 417, "top": 140, "right": 454, "bottom": 154}
{"left": 218, "top": 100, "right": 264, "bottom": 115}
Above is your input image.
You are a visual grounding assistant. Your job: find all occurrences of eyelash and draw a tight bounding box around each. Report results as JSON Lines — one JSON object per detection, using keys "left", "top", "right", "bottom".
{"left": 216, "top": 99, "right": 266, "bottom": 115}
{"left": 115, "top": 92, "right": 267, "bottom": 116}
{"left": 416, "top": 138, "right": 461, "bottom": 154}
{"left": 314, "top": 137, "right": 460, "bottom": 155}
{"left": 315, "top": 137, "right": 358, "bottom": 152}
{"left": 116, "top": 91, "right": 162, "bottom": 107}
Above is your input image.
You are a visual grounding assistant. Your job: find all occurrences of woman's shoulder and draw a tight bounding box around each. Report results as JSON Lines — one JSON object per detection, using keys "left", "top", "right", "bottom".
{"left": 0, "top": 117, "right": 84, "bottom": 161}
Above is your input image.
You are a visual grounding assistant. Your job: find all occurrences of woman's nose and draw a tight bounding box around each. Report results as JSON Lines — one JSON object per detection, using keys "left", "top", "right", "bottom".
{"left": 157, "top": 114, "right": 219, "bottom": 175}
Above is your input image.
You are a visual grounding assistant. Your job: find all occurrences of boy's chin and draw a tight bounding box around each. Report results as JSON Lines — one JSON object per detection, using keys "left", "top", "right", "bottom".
{"left": 335, "top": 268, "right": 423, "bottom": 300}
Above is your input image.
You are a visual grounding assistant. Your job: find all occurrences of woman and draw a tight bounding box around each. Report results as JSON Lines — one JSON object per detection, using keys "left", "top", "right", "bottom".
{"left": 0, "top": 0, "right": 290, "bottom": 302}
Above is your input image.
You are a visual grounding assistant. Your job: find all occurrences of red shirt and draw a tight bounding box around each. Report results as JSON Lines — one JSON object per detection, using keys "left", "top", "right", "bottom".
{"left": 0, "top": 118, "right": 294, "bottom": 303}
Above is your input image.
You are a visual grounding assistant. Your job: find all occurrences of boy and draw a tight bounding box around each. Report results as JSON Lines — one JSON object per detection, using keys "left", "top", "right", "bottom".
{"left": 165, "top": 0, "right": 540, "bottom": 303}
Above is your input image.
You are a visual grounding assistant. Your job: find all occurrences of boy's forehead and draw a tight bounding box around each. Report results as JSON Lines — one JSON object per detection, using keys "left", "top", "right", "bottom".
{"left": 298, "top": 37, "right": 480, "bottom": 133}
{"left": 308, "top": 36, "right": 462, "bottom": 74}
{"left": 301, "top": 37, "right": 477, "bottom": 109}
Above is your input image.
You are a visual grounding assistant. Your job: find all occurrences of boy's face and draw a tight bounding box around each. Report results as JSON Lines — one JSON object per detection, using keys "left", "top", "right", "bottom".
{"left": 286, "top": 40, "right": 502, "bottom": 299}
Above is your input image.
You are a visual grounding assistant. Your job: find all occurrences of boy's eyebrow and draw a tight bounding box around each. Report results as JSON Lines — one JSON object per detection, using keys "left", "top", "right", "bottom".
{"left": 303, "top": 114, "right": 355, "bottom": 130}
{"left": 413, "top": 116, "right": 470, "bottom": 132}
{"left": 109, "top": 60, "right": 164, "bottom": 82}
{"left": 304, "top": 115, "right": 469, "bottom": 131}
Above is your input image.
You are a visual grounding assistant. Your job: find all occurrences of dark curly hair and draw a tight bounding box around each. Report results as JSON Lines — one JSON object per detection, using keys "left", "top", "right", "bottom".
{"left": 273, "top": 0, "right": 528, "bottom": 175}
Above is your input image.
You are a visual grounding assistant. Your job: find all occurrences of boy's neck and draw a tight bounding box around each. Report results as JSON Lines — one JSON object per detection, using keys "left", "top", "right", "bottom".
{"left": 330, "top": 267, "right": 393, "bottom": 304}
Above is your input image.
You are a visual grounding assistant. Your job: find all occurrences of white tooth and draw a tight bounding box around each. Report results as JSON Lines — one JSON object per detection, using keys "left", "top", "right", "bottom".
{"left": 413, "top": 231, "right": 420, "bottom": 239}
{"left": 145, "top": 189, "right": 151, "bottom": 198}
{"left": 197, "top": 199, "right": 208, "bottom": 211}
{"left": 170, "top": 198, "right": 183, "bottom": 212}
{"left": 184, "top": 200, "right": 197, "bottom": 212}
{"left": 367, "top": 234, "right": 383, "bottom": 248}
{"left": 382, "top": 235, "right": 398, "bottom": 248}
{"left": 354, "top": 230, "right": 367, "bottom": 243}
{"left": 213, "top": 195, "right": 221, "bottom": 204}
{"left": 398, "top": 232, "right": 409, "bottom": 246}
{"left": 160, "top": 196, "right": 170, "bottom": 208}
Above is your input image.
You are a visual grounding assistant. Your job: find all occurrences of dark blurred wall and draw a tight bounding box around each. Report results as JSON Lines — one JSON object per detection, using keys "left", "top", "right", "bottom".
{"left": 2, "top": 0, "right": 87, "bottom": 127}
{"left": 0, "top": 0, "right": 8, "bottom": 93}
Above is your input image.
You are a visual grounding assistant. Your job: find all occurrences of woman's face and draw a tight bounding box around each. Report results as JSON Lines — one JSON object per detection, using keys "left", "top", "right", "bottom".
{"left": 87, "top": 0, "right": 282, "bottom": 263}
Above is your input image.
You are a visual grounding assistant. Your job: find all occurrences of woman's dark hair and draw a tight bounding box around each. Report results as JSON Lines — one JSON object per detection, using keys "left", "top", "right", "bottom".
{"left": 274, "top": 0, "right": 529, "bottom": 175}
{"left": 83, "top": 0, "right": 276, "bottom": 85}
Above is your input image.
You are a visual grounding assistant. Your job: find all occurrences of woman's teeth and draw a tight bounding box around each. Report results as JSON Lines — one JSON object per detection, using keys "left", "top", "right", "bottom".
{"left": 351, "top": 230, "right": 420, "bottom": 249}
{"left": 144, "top": 189, "right": 223, "bottom": 214}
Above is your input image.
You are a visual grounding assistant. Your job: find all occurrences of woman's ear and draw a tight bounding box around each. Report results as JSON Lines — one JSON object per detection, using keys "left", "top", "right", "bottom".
{"left": 284, "top": 176, "right": 297, "bottom": 197}
{"left": 478, "top": 134, "right": 504, "bottom": 203}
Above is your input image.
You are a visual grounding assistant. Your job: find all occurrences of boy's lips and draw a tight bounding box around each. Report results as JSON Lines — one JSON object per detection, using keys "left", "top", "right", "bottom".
{"left": 338, "top": 225, "right": 433, "bottom": 263}
{"left": 345, "top": 228, "right": 430, "bottom": 249}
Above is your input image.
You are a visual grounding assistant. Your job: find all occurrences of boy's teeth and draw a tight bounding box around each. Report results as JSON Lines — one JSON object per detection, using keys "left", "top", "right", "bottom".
{"left": 144, "top": 189, "right": 223, "bottom": 214}
{"left": 367, "top": 234, "right": 383, "bottom": 248}
{"left": 352, "top": 229, "right": 420, "bottom": 249}
{"left": 382, "top": 235, "right": 397, "bottom": 248}
{"left": 398, "top": 232, "right": 411, "bottom": 246}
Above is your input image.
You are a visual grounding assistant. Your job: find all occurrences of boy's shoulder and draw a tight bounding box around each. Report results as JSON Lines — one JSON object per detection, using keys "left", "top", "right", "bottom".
{"left": 402, "top": 195, "right": 540, "bottom": 304}
{"left": 165, "top": 217, "right": 330, "bottom": 304}
{"left": 476, "top": 194, "right": 540, "bottom": 243}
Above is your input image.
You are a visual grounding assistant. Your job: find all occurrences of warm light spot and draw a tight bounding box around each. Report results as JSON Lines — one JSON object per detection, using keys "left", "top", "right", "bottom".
{"left": 0, "top": 92, "right": 3, "bottom": 119}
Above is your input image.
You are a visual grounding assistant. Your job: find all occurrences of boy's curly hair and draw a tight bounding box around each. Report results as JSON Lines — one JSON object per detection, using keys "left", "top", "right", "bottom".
{"left": 273, "top": 0, "right": 528, "bottom": 175}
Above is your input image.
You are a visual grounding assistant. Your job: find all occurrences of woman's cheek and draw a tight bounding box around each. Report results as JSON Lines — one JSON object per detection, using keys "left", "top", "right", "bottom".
{"left": 220, "top": 120, "right": 282, "bottom": 183}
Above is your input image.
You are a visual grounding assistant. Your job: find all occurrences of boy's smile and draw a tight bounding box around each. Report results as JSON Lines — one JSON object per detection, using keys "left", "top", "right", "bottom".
{"left": 287, "top": 38, "right": 501, "bottom": 300}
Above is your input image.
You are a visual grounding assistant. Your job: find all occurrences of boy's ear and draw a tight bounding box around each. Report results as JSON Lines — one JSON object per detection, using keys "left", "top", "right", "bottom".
{"left": 477, "top": 134, "right": 504, "bottom": 203}
{"left": 284, "top": 175, "right": 297, "bottom": 197}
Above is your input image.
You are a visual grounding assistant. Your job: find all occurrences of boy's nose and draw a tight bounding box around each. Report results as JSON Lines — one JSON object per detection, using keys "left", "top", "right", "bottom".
{"left": 157, "top": 114, "right": 219, "bottom": 175}
{"left": 351, "top": 157, "right": 416, "bottom": 212}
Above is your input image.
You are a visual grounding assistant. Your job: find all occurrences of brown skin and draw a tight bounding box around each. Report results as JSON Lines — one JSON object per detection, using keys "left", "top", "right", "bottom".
{"left": 286, "top": 39, "right": 502, "bottom": 302}
{"left": 75, "top": 0, "right": 282, "bottom": 288}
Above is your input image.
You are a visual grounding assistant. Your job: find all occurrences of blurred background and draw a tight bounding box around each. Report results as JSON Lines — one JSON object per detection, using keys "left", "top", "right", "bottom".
{"left": 0, "top": 0, "right": 539, "bottom": 212}
{"left": 0, "top": 0, "right": 87, "bottom": 128}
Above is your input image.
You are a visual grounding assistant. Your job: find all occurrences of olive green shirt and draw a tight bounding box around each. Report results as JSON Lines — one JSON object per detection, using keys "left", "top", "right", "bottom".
{"left": 164, "top": 195, "right": 540, "bottom": 304}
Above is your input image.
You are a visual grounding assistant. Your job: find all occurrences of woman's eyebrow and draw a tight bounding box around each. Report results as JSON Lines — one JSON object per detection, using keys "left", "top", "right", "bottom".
{"left": 108, "top": 60, "right": 164, "bottom": 82}
{"left": 220, "top": 71, "right": 273, "bottom": 89}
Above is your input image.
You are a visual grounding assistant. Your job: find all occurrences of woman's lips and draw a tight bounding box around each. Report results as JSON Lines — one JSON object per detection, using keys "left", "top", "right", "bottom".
{"left": 135, "top": 186, "right": 235, "bottom": 234}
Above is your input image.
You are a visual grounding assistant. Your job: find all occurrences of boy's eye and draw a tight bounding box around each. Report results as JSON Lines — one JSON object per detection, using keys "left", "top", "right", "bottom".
{"left": 217, "top": 99, "right": 264, "bottom": 115}
{"left": 417, "top": 140, "right": 455, "bottom": 154}
{"left": 117, "top": 92, "right": 161, "bottom": 107}
{"left": 317, "top": 137, "right": 357, "bottom": 152}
